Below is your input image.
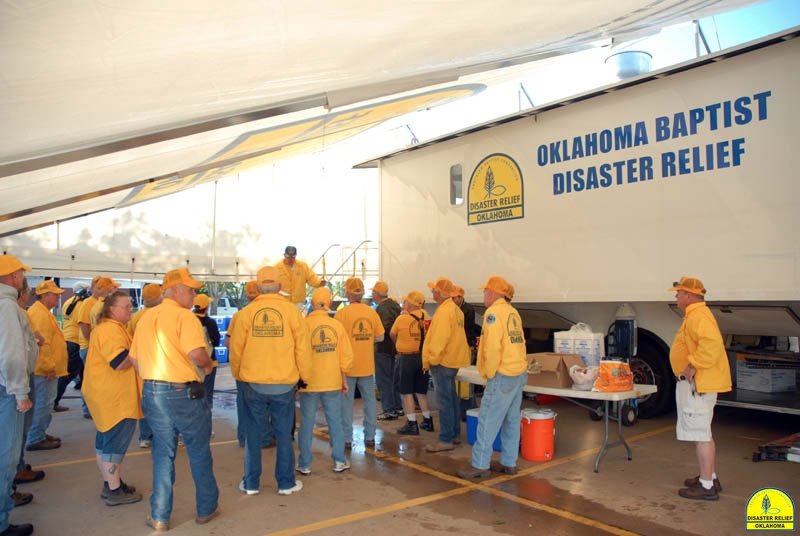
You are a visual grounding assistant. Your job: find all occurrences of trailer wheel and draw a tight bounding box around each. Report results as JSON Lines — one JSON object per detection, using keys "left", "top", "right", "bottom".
{"left": 588, "top": 401, "right": 603, "bottom": 421}
{"left": 620, "top": 403, "right": 637, "bottom": 426}
{"left": 630, "top": 336, "right": 674, "bottom": 418}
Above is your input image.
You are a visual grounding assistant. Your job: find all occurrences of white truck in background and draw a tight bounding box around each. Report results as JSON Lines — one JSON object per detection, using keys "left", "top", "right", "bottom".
{"left": 362, "top": 29, "right": 800, "bottom": 418}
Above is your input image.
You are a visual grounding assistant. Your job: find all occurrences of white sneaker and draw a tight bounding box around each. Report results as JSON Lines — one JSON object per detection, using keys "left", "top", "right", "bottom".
{"left": 238, "top": 480, "right": 259, "bottom": 495}
{"left": 277, "top": 480, "right": 303, "bottom": 495}
{"left": 138, "top": 439, "right": 151, "bottom": 448}
{"left": 333, "top": 461, "right": 350, "bottom": 473}
{"left": 295, "top": 465, "right": 311, "bottom": 475}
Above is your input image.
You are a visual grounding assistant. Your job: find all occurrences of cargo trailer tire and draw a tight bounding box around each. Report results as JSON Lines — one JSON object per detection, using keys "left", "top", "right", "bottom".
{"left": 630, "top": 335, "right": 674, "bottom": 418}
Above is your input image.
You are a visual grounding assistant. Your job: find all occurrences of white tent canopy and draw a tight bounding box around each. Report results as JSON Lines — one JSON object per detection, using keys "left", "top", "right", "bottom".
{"left": 0, "top": 0, "right": 757, "bottom": 278}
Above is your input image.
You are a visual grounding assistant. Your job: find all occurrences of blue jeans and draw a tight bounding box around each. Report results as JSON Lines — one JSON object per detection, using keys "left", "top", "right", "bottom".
{"left": 472, "top": 372, "right": 527, "bottom": 469}
{"left": 95, "top": 418, "right": 136, "bottom": 462}
{"left": 138, "top": 418, "right": 152, "bottom": 441}
{"left": 142, "top": 382, "right": 218, "bottom": 523}
{"left": 1, "top": 384, "right": 26, "bottom": 532}
{"left": 240, "top": 383, "right": 296, "bottom": 491}
{"left": 203, "top": 366, "right": 217, "bottom": 410}
{"left": 298, "top": 391, "right": 345, "bottom": 468}
{"left": 341, "top": 375, "right": 377, "bottom": 443}
{"left": 236, "top": 380, "right": 273, "bottom": 447}
{"left": 16, "top": 375, "right": 34, "bottom": 473}
{"left": 430, "top": 365, "right": 460, "bottom": 443}
{"left": 26, "top": 375, "right": 57, "bottom": 445}
{"left": 375, "top": 352, "right": 401, "bottom": 413}
{"left": 79, "top": 348, "right": 91, "bottom": 418}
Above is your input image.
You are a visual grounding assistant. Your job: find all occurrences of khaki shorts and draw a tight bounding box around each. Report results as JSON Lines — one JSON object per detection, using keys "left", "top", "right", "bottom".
{"left": 675, "top": 380, "right": 717, "bottom": 442}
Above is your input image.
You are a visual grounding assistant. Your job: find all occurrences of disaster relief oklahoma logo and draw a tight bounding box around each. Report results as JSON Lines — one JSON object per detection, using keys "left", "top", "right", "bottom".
{"left": 252, "top": 307, "right": 284, "bottom": 337}
{"left": 467, "top": 153, "right": 524, "bottom": 225}
{"left": 745, "top": 487, "right": 794, "bottom": 531}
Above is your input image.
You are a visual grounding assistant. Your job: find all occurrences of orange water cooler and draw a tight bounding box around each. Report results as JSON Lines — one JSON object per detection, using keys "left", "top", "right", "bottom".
{"left": 521, "top": 408, "right": 557, "bottom": 462}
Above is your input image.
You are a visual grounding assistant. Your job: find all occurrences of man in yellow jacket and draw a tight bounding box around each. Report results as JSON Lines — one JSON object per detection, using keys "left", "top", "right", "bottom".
{"left": 669, "top": 277, "right": 731, "bottom": 501}
{"left": 335, "top": 277, "right": 384, "bottom": 449}
{"left": 230, "top": 266, "right": 312, "bottom": 496}
{"left": 25, "top": 281, "right": 68, "bottom": 451}
{"left": 422, "top": 277, "right": 470, "bottom": 453}
{"left": 274, "top": 246, "right": 327, "bottom": 308}
{"left": 458, "top": 276, "right": 527, "bottom": 480}
{"left": 297, "top": 287, "right": 353, "bottom": 474}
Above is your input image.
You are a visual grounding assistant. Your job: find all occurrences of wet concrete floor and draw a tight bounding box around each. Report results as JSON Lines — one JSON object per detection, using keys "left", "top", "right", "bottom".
{"left": 10, "top": 364, "right": 799, "bottom": 535}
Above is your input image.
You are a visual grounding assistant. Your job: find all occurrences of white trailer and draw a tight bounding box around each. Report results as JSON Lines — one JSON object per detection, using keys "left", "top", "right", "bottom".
{"left": 360, "top": 29, "right": 800, "bottom": 417}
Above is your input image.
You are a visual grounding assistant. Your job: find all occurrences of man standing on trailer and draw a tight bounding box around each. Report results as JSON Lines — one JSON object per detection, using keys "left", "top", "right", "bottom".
{"left": 669, "top": 277, "right": 731, "bottom": 501}
{"left": 458, "top": 276, "right": 527, "bottom": 479}
{"left": 274, "top": 246, "right": 327, "bottom": 310}
{"left": 422, "top": 277, "right": 470, "bottom": 453}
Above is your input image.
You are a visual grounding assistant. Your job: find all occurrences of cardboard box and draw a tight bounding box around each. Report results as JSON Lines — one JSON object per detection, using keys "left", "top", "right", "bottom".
{"left": 526, "top": 353, "right": 585, "bottom": 389}
{"left": 736, "top": 360, "right": 796, "bottom": 393}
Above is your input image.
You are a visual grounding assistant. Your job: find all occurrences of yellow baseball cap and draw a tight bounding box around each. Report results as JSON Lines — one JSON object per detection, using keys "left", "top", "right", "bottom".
{"left": 142, "top": 283, "right": 162, "bottom": 302}
{"left": 480, "top": 275, "right": 512, "bottom": 298}
{"left": 95, "top": 277, "right": 121, "bottom": 293}
{"left": 245, "top": 280, "right": 259, "bottom": 299}
{"left": 35, "top": 280, "right": 64, "bottom": 295}
{"left": 193, "top": 293, "right": 213, "bottom": 309}
{"left": 257, "top": 266, "right": 280, "bottom": 284}
{"left": 311, "top": 287, "right": 333, "bottom": 310}
{"left": 669, "top": 277, "right": 706, "bottom": 296}
{"left": 162, "top": 268, "right": 202, "bottom": 290}
{"left": 404, "top": 291, "right": 425, "bottom": 308}
{"left": 371, "top": 281, "right": 389, "bottom": 295}
{"left": 427, "top": 277, "right": 455, "bottom": 294}
{"left": 345, "top": 277, "right": 364, "bottom": 294}
{"left": 0, "top": 255, "right": 31, "bottom": 277}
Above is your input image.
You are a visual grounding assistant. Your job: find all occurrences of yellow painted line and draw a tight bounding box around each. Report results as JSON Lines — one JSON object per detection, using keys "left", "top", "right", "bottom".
{"left": 282, "top": 423, "right": 674, "bottom": 535}
{"left": 269, "top": 485, "right": 477, "bottom": 536}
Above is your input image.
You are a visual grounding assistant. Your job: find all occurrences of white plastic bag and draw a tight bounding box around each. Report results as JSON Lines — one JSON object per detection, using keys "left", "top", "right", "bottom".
{"left": 569, "top": 364, "right": 599, "bottom": 391}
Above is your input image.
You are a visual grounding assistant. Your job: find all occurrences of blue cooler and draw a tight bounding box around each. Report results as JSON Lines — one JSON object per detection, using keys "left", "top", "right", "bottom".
{"left": 214, "top": 347, "right": 229, "bottom": 363}
{"left": 466, "top": 408, "right": 502, "bottom": 452}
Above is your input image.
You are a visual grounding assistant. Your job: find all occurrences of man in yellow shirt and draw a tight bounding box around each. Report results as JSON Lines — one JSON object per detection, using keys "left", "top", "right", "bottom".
{"left": 229, "top": 266, "right": 311, "bottom": 496}
{"left": 130, "top": 268, "right": 219, "bottom": 531}
{"left": 391, "top": 291, "right": 434, "bottom": 435}
{"left": 25, "top": 281, "right": 68, "bottom": 451}
{"left": 422, "top": 277, "right": 470, "bottom": 453}
{"left": 274, "top": 246, "right": 327, "bottom": 308}
{"left": 458, "top": 276, "right": 527, "bottom": 480}
{"left": 297, "top": 288, "right": 353, "bottom": 474}
{"left": 335, "top": 277, "right": 384, "bottom": 449}
{"left": 54, "top": 282, "right": 88, "bottom": 412}
{"left": 668, "top": 277, "right": 731, "bottom": 501}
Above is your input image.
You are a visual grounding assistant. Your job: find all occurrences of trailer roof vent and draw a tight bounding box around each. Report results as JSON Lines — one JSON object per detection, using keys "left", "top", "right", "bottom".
{"left": 605, "top": 50, "right": 652, "bottom": 79}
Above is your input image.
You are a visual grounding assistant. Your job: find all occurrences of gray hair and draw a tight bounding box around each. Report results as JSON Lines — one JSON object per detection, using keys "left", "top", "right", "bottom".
{"left": 258, "top": 282, "right": 281, "bottom": 294}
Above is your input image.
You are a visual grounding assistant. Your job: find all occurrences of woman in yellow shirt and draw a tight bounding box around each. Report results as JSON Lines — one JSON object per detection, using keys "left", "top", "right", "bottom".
{"left": 83, "top": 291, "right": 143, "bottom": 507}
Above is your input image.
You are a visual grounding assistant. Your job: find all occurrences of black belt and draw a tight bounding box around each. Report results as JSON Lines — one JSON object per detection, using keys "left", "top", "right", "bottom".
{"left": 144, "top": 379, "right": 191, "bottom": 388}
{"left": 397, "top": 352, "right": 420, "bottom": 356}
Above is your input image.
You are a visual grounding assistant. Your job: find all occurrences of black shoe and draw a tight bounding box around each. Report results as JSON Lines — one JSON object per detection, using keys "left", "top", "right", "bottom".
{"left": 0, "top": 523, "right": 34, "bottom": 536}
{"left": 104, "top": 482, "right": 143, "bottom": 506}
{"left": 377, "top": 411, "right": 398, "bottom": 421}
{"left": 397, "top": 421, "right": 419, "bottom": 435}
{"left": 365, "top": 439, "right": 375, "bottom": 448}
{"left": 420, "top": 417, "right": 434, "bottom": 432}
